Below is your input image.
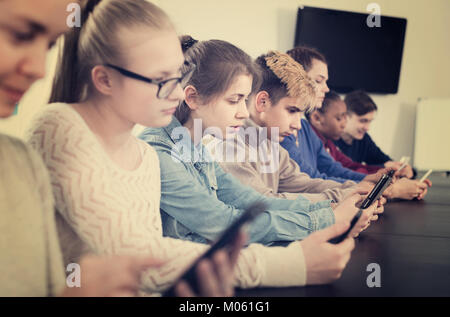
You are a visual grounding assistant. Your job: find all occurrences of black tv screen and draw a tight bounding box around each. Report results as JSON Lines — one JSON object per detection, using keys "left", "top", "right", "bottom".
{"left": 294, "top": 6, "right": 407, "bottom": 94}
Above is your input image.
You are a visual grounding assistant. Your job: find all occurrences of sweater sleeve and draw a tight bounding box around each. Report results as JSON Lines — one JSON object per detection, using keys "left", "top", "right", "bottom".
{"left": 26, "top": 105, "right": 308, "bottom": 293}
{"left": 27, "top": 145, "right": 67, "bottom": 296}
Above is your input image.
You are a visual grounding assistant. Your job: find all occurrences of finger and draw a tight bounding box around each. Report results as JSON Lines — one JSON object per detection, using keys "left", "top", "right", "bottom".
{"left": 423, "top": 179, "right": 432, "bottom": 187}
{"left": 374, "top": 205, "right": 384, "bottom": 215}
{"left": 229, "top": 231, "right": 246, "bottom": 267}
{"left": 415, "top": 187, "right": 425, "bottom": 197}
{"left": 212, "top": 251, "right": 234, "bottom": 297}
{"left": 371, "top": 215, "right": 379, "bottom": 221}
{"left": 361, "top": 222, "right": 371, "bottom": 232}
{"left": 196, "top": 260, "right": 220, "bottom": 297}
{"left": 175, "top": 280, "right": 195, "bottom": 297}
{"left": 355, "top": 211, "right": 371, "bottom": 231}
{"left": 418, "top": 188, "right": 428, "bottom": 200}
{"left": 361, "top": 209, "right": 372, "bottom": 221}
{"left": 370, "top": 201, "right": 378, "bottom": 213}
{"left": 362, "top": 220, "right": 371, "bottom": 230}
{"left": 417, "top": 182, "right": 429, "bottom": 190}
{"left": 317, "top": 221, "right": 351, "bottom": 242}
{"left": 339, "top": 235, "right": 356, "bottom": 253}
{"left": 353, "top": 188, "right": 369, "bottom": 196}
{"left": 348, "top": 193, "right": 367, "bottom": 208}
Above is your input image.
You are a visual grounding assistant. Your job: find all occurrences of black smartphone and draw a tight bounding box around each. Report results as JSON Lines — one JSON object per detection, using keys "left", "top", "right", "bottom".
{"left": 328, "top": 209, "right": 363, "bottom": 244}
{"left": 359, "top": 170, "right": 395, "bottom": 209}
{"left": 162, "top": 202, "right": 266, "bottom": 297}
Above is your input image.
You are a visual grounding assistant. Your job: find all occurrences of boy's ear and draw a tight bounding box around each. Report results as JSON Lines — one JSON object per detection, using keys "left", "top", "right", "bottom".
{"left": 255, "top": 91, "right": 271, "bottom": 113}
{"left": 184, "top": 85, "right": 200, "bottom": 110}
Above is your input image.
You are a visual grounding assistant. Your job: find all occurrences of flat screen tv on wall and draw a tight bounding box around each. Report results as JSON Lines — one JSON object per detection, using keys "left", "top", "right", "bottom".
{"left": 294, "top": 6, "right": 407, "bottom": 94}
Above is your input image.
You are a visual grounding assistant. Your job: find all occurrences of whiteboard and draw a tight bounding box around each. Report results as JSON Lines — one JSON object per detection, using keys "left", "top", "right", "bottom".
{"left": 414, "top": 98, "right": 450, "bottom": 171}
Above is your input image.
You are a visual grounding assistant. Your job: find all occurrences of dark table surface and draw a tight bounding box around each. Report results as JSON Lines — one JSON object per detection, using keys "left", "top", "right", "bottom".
{"left": 237, "top": 175, "right": 450, "bottom": 297}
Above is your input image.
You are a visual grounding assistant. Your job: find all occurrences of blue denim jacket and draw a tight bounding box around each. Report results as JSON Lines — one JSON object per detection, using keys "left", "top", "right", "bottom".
{"left": 139, "top": 117, "right": 335, "bottom": 245}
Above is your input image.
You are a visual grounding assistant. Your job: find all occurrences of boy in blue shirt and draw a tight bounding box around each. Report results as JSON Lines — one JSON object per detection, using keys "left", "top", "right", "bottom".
{"left": 281, "top": 46, "right": 385, "bottom": 184}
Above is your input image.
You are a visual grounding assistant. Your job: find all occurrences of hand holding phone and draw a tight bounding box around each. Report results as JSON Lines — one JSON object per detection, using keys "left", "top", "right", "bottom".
{"left": 163, "top": 202, "right": 266, "bottom": 297}
{"left": 328, "top": 209, "right": 363, "bottom": 244}
{"left": 359, "top": 170, "right": 395, "bottom": 209}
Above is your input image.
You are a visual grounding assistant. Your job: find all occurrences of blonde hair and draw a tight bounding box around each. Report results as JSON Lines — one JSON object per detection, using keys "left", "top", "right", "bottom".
{"left": 50, "top": 0, "right": 173, "bottom": 103}
{"left": 264, "top": 51, "right": 317, "bottom": 112}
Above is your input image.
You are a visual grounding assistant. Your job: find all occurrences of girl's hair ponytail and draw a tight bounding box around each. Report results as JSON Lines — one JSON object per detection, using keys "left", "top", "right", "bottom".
{"left": 174, "top": 35, "right": 199, "bottom": 124}
{"left": 49, "top": 27, "right": 81, "bottom": 103}
{"left": 49, "top": 0, "right": 172, "bottom": 104}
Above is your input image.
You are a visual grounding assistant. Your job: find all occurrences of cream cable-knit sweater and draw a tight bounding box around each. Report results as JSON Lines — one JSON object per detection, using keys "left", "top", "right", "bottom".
{"left": 26, "top": 104, "right": 307, "bottom": 294}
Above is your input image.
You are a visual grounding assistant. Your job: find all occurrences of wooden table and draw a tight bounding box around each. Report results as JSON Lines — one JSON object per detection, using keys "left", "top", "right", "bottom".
{"left": 237, "top": 176, "right": 450, "bottom": 297}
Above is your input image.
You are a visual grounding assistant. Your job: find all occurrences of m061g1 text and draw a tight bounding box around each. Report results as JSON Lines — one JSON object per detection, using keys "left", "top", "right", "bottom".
{"left": 223, "top": 301, "right": 269, "bottom": 312}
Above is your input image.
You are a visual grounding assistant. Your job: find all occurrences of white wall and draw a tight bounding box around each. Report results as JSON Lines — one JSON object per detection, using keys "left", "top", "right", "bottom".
{"left": 158, "top": 0, "right": 450, "bottom": 165}
{"left": 2, "top": 0, "right": 449, "bottom": 167}
{"left": 414, "top": 98, "right": 450, "bottom": 170}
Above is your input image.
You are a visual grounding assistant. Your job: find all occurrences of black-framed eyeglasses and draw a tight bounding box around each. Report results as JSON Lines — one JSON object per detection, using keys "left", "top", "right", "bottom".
{"left": 104, "top": 61, "right": 195, "bottom": 99}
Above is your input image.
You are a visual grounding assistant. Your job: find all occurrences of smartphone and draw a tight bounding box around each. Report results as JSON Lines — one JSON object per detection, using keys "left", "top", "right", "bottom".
{"left": 162, "top": 202, "right": 267, "bottom": 297}
{"left": 420, "top": 169, "right": 433, "bottom": 183}
{"left": 359, "top": 170, "right": 395, "bottom": 209}
{"left": 397, "top": 162, "right": 408, "bottom": 172}
{"left": 328, "top": 209, "right": 363, "bottom": 244}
